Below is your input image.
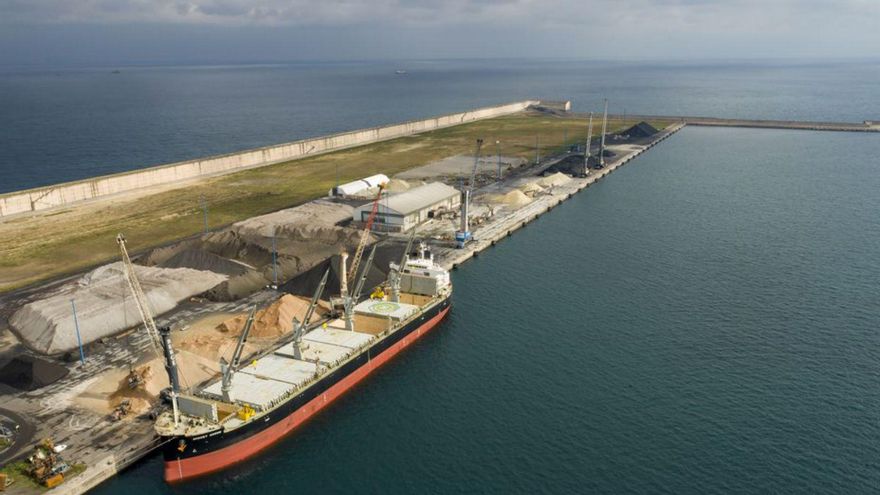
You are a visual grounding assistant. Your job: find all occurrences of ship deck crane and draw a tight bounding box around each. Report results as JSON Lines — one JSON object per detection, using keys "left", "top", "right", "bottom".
{"left": 220, "top": 305, "right": 257, "bottom": 403}
{"left": 389, "top": 229, "right": 417, "bottom": 302}
{"left": 290, "top": 268, "right": 331, "bottom": 360}
{"left": 455, "top": 138, "right": 483, "bottom": 248}
{"left": 117, "top": 233, "right": 181, "bottom": 423}
{"left": 347, "top": 184, "right": 385, "bottom": 287}
{"left": 344, "top": 245, "right": 377, "bottom": 331}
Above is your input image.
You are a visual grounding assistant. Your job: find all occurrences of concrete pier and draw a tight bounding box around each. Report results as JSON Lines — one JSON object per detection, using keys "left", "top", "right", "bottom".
{"left": 434, "top": 123, "right": 686, "bottom": 270}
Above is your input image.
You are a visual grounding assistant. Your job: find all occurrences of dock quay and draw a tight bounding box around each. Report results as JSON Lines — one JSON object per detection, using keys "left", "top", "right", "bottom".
{"left": 434, "top": 123, "right": 685, "bottom": 270}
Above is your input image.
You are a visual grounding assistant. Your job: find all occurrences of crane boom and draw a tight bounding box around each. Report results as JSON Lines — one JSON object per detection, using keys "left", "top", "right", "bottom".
{"left": 230, "top": 305, "right": 257, "bottom": 371}
{"left": 352, "top": 245, "right": 377, "bottom": 303}
{"left": 469, "top": 139, "right": 484, "bottom": 189}
{"left": 455, "top": 139, "right": 483, "bottom": 248}
{"left": 300, "top": 267, "right": 330, "bottom": 334}
{"left": 584, "top": 112, "right": 594, "bottom": 175}
{"left": 117, "top": 233, "right": 162, "bottom": 355}
{"left": 347, "top": 184, "right": 385, "bottom": 286}
{"left": 220, "top": 305, "right": 257, "bottom": 402}
{"left": 390, "top": 229, "right": 417, "bottom": 302}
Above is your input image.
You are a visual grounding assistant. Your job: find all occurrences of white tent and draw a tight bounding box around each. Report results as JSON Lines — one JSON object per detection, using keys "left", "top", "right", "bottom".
{"left": 330, "top": 174, "right": 390, "bottom": 197}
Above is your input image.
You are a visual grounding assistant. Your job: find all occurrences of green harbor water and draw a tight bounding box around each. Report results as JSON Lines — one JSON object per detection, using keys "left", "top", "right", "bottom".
{"left": 95, "top": 126, "right": 880, "bottom": 493}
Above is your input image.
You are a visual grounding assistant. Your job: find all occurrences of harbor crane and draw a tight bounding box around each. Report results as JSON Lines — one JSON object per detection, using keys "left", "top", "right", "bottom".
{"left": 455, "top": 138, "right": 484, "bottom": 248}
{"left": 581, "top": 112, "right": 594, "bottom": 177}
{"left": 219, "top": 305, "right": 257, "bottom": 403}
{"left": 347, "top": 184, "right": 385, "bottom": 287}
{"left": 117, "top": 233, "right": 181, "bottom": 423}
{"left": 598, "top": 99, "right": 608, "bottom": 168}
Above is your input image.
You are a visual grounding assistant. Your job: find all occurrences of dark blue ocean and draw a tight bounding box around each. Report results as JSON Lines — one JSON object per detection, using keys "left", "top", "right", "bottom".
{"left": 1, "top": 59, "right": 879, "bottom": 193}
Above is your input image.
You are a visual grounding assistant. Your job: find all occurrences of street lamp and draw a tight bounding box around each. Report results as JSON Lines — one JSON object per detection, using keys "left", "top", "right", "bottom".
{"left": 495, "top": 140, "right": 502, "bottom": 180}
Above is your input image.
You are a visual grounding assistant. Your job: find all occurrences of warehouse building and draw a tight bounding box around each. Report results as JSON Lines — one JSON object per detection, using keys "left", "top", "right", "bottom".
{"left": 353, "top": 182, "right": 460, "bottom": 232}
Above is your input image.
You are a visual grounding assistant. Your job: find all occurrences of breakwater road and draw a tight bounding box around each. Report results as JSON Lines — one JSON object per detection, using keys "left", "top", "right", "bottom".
{"left": 598, "top": 114, "right": 879, "bottom": 133}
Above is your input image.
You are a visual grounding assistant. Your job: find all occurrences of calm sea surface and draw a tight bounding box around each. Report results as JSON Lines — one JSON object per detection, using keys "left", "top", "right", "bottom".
{"left": 93, "top": 126, "right": 880, "bottom": 493}
{"left": 2, "top": 59, "right": 879, "bottom": 193}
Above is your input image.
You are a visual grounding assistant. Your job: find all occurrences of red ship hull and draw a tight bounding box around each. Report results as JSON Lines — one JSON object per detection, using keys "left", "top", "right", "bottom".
{"left": 164, "top": 304, "right": 450, "bottom": 482}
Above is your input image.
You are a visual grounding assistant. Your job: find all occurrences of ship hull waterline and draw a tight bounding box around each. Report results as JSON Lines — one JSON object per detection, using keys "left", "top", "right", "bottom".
{"left": 163, "top": 299, "right": 450, "bottom": 482}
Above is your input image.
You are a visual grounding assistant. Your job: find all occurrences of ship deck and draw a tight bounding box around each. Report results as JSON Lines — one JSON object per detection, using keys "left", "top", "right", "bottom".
{"left": 189, "top": 297, "right": 431, "bottom": 427}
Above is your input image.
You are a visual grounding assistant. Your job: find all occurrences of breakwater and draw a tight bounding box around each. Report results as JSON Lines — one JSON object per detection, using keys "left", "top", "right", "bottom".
{"left": 0, "top": 100, "right": 537, "bottom": 219}
{"left": 604, "top": 114, "right": 879, "bottom": 133}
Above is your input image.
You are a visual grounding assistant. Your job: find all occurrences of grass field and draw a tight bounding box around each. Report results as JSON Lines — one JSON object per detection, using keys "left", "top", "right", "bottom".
{"left": 0, "top": 113, "right": 670, "bottom": 292}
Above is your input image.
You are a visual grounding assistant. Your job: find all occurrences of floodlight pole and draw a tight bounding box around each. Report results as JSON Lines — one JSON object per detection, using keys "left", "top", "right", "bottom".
{"left": 70, "top": 299, "right": 85, "bottom": 365}
{"left": 272, "top": 230, "right": 278, "bottom": 287}
{"left": 200, "top": 195, "right": 208, "bottom": 234}
{"left": 496, "top": 140, "right": 502, "bottom": 180}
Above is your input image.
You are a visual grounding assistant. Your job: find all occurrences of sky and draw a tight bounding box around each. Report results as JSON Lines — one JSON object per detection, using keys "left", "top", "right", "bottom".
{"left": 1, "top": 0, "right": 878, "bottom": 66}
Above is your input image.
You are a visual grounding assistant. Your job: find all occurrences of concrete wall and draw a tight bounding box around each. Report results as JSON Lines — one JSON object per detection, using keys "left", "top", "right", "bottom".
{"left": 0, "top": 100, "right": 539, "bottom": 219}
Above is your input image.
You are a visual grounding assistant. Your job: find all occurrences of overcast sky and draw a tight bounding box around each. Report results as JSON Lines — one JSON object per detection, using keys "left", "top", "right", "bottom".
{"left": 1, "top": 0, "right": 878, "bottom": 66}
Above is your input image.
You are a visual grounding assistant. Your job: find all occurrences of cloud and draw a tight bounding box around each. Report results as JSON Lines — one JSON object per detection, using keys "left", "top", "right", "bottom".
{"left": 1, "top": 0, "right": 878, "bottom": 63}
{"left": 1, "top": 0, "right": 876, "bottom": 30}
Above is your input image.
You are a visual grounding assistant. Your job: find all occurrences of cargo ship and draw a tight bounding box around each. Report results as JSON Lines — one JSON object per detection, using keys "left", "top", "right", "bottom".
{"left": 152, "top": 241, "right": 451, "bottom": 482}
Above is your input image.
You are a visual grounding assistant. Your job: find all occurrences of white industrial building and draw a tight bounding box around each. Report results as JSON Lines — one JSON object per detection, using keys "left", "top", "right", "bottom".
{"left": 353, "top": 182, "right": 460, "bottom": 232}
{"left": 330, "top": 174, "right": 389, "bottom": 197}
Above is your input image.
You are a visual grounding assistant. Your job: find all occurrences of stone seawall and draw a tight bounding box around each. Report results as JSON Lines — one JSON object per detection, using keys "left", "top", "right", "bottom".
{"left": 0, "top": 100, "right": 538, "bottom": 219}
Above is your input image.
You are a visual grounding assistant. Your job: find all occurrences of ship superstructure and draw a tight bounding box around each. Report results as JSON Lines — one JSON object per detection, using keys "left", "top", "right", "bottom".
{"left": 154, "top": 241, "right": 452, "bottom": 482}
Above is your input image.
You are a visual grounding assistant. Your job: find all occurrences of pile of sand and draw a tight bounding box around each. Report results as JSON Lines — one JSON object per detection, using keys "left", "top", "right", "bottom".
{"left": 143, "top": 221, "right": 369, "bottom": 301}
{"left": 10, "top": 263, "right": 228, "bottom": 355}
{"left": 538, "top": 172, "right": 571, "bottom": 188}
{"left": 518, "top": 182, "right": 545, "bottom": 196}
{"left": 174, "top": 295, "right": 329, "bottom": 364}
{"left": 217, "top": 294, "right": 330, "bottom": 339}
{"left": 232, "top": 200, "right": 354, "bottom": 237}
{"left": 385, "top": 178, "right": 411, "bottom": 193}
{"left": 203, "top": 226, "right": 368, "bottom": 299}
{"left": 482, "top": 190, "right": 533, "bottom": 207}
{"left": 146, "top": 245, "right": 251, "bottom": 276}
{"left": 74, "top": 350, "right": 222, "bottom": 415}
{"left": 349, "top": 186, "right": 383, "bottom": 200}
{"left": 137, "top": 198, "right": 373, "bottom": 302}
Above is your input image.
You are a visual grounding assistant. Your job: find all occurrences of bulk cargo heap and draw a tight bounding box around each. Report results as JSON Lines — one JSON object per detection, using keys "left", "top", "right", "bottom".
{"left": 152, "top": 241, "right": 452, "bottom": 482}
